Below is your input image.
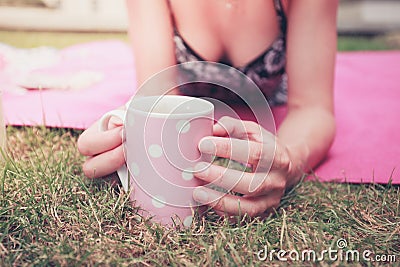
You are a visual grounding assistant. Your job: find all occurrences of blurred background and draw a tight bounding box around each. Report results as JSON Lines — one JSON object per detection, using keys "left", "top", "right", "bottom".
{"left": 0, "top": 0, "right": 399, "bottom": 50}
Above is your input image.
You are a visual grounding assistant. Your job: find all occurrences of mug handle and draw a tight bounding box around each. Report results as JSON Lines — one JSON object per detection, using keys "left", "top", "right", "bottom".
{"left": 98, "top": 109, "right": 129, "bottom": 192}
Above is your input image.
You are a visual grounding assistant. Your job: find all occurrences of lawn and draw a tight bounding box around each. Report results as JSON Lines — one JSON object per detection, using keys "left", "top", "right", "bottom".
{"left": 0, "top": 31, "right": 399, "bottom": 266}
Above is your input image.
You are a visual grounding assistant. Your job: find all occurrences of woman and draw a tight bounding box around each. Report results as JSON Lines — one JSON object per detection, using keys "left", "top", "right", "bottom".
{"left": 78, "top": 0, "right": 337, "bottom": 217}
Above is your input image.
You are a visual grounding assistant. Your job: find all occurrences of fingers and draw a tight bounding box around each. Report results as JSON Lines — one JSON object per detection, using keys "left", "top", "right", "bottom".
{"left": 213, "top": 116, "right": 268, "bottom": 143}
{"left": 196, "top": 117, "right": 288, "bottom": 218}
{"left": 77, "top": 120, "right": 123, "bottom": 156}
{"left": 194, "top": 163, "right": 287, "bottom": 195}
{"left": 199, "top": 135, "right": 291, "bottom": 173}
{"left": 199, "top": 137, "right": 275, "bottom": 171}
{"left": 193, "top": 186, "right": 282, "bottom": 217}
{"left": 205, "top": 116, "right": 283, "bottom": 172}
{"left": 194, "top": 162, "right": 263, "bottom": 195}
{"left": 78, "top": 111, "right": 125, "bottom": 179}
{"left": 82, "top": 145, "right": 125, "bottom": 178}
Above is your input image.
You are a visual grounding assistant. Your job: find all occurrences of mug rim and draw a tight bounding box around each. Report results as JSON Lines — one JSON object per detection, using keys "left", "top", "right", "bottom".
{"left": 127, "top": 95, "right": 214, "bottom": 119}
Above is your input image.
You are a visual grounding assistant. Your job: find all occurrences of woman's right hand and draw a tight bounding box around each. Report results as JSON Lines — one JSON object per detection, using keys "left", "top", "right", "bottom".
{"left": 77, "top": 115, "right": 125, "bottom": 178}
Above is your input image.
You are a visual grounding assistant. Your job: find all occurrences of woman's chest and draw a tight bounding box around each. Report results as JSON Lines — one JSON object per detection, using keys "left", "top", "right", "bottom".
{"left": 169, "top": 0, "right": 282, "bottom": 67}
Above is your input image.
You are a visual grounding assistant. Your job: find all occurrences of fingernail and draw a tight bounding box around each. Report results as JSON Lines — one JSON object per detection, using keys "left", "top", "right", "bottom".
{"left": 120, "top": 128, "right": 125, "bottom": 142}
{"left": 198, "top": 139, "right": 216, "bottom": 154}
{"left": 193, "top": 188, "right": 208, "bottom": 203}
{"left": 113, "top": 116, "right": 123, "bottom": 125}
{"left": 194, "top": 162, "right": 209, "bottom": 176}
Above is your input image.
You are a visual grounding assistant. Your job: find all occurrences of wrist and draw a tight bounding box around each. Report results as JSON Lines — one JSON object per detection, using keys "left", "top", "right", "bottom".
{"left": 285, "top": 142, "right": 310, "bottom": 187}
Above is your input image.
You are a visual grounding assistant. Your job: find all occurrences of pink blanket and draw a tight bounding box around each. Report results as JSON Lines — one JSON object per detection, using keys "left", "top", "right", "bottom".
{"left": 1, "top": 41, "right": 399, "bottom": 184}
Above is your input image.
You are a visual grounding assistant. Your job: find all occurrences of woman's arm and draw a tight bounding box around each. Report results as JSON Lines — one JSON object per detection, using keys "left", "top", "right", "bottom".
{"left": 278, "top": 0, "right": 338, "bottom": 186}
{"left": 126, "top": 0, "right": 177, "bottom": 91}
{"left": 78, "top": 0, "right": 177, "bottom": 178}
{"left": 192, "top": 0, "right": 338, "bottom": 217}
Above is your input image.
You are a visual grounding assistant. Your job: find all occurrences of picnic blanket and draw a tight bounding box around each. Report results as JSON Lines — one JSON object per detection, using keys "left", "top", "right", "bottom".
{"left": 1, "top": 41, "right": 399, "bottom": 184}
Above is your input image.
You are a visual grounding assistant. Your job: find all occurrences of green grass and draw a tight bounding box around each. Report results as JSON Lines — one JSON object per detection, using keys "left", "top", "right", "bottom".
{"left": 0, "top": 31, "right": 399, "bottom": 266}
{"left": 1, "top": 127, "right": 399, "bottom": 266}
{"left": 0, "top": 30, "right": 399, "bottom": 50}
{"left": 0, "top": 0, "right": 43, "bottom": 7}
{"left": 337, "top": 35, "right": 394, "bottom": 51}
{"left": 0, "top": 30, "right": 129, "bottom": 49}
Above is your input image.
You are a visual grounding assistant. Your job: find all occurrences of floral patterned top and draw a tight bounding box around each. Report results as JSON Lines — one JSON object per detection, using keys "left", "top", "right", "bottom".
{"left": 172, "top": 0, "right": 288, "bottom": 106}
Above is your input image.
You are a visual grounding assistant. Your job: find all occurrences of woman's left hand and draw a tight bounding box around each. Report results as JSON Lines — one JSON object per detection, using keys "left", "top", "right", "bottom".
{"left": 193, "top": 116, "right": 296, "bottom": 218}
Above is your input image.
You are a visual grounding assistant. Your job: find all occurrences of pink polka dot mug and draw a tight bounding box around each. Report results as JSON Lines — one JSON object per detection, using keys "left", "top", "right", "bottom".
{"left": 99, "top": 95, "right": 214, "bottom": 227}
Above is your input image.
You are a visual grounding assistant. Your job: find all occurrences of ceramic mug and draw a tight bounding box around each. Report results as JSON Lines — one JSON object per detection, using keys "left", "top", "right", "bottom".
{"left": 99, "top": 95, "right": 214, "bottom": 226}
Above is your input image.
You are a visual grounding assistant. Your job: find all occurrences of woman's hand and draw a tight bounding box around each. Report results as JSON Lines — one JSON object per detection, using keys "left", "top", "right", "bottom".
{"left": 193, "top": 116, "right": 299, "bottom": 218}
{"left": 77, "top": 115, "right": 125, "bottom": 179}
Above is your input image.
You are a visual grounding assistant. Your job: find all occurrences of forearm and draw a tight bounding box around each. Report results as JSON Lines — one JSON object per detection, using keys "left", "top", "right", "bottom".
{"left": 130, "top": 36, "right": 179, "bottom": 96}
{"left": 279, "top": 0, "right": 338, "bottom": 187}
{"left": 126, "top": 0, "right": 178, "bottom": 96}
{"left": 277, "top": 106, "right": 336, "bottom": 186}
{"left": 130, "top": 36, "right": 177, "bottom": 95}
